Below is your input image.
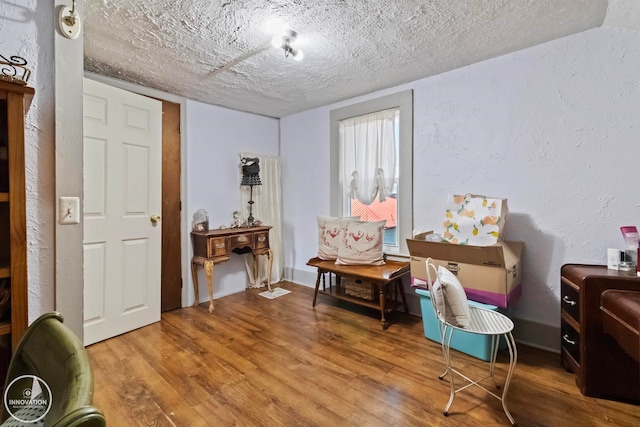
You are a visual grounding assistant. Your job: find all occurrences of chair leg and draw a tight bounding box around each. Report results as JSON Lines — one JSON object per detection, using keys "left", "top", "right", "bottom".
{"left": 501, "top": 331, "right": 518, "bottom": 426}
{"left": 436, "top": 328, "right": 518, "bottom": 426}
{"left": 442, "top": 325, "right": 456, "bottom": 416}
{"left": 489, "top": 334, "right": 500, "bottom": 389}
{"left": 438, "top": 322, "right": 449, "bottom": 380}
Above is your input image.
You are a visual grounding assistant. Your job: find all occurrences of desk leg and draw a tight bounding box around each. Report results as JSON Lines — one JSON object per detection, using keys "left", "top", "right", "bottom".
{"left": 204, "top": 260, "right": 214, "bottom": 313}
{"left": 191, "top": 259, "right": 199, "bottom": 307}
{"left": 379, "top": 284, "right": 388, "bottom": 330}
{"left": 397, "top": 278, "right": 409, "bottom": 313}
{"left": 312, "top": 271, "right": 322, "bottom": 307}
{"left": 252, "top": 252, "right": 259, "bottom": 286}
{"left": 253, "top": 250, "right": 274, "bottom": 292}
{"left": 266, "top": 248, "right": 273, "bottom": 292}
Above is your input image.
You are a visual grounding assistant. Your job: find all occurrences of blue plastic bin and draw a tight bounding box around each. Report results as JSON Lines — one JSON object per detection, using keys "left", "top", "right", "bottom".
{"left": 415, "top": 288, "right": 506, "bottom": 361}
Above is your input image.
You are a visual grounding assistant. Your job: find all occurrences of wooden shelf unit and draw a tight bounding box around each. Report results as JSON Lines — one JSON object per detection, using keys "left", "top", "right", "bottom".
{"left": 0, "top": 80, "right": 33, "bottom": 352}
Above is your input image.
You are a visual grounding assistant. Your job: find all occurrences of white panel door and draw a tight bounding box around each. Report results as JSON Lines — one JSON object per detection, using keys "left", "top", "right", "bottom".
{"left": 83, "top": 78, "right": 162, "bottom": 346}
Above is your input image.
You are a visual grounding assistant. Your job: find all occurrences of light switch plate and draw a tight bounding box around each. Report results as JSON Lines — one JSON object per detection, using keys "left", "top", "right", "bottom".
{"left": 59, "top": 196, "right": 80, "bottom": 225}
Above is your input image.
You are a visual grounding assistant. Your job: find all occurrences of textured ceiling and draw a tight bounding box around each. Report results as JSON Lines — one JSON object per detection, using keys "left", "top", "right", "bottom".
{"left": 83, "top": 1, "right": 607, "bottom": 118}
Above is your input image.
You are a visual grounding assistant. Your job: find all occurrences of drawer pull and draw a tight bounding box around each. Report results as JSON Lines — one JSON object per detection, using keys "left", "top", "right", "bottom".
{"left": 238, "top": 236, "right": 248, "bottom": 242}
{"left": 562, "top": 334, "right": 577, "bottom": 346}
{"left": 215, "top": 242, "right": 225, "bottom": 249}
{"left": 562, "top": 296, "right": 576, "bottom": 306}
{"left": 258, "top": 236, "right": 266, "bottom": 242}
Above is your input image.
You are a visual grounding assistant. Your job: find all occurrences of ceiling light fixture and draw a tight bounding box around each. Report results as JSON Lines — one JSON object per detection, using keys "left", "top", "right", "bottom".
{"left": 271, "top": 29, "right": 304, "bottom": 61}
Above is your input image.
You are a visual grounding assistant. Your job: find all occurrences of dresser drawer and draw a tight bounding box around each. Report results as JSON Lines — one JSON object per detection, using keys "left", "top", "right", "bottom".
{"left": 254, "top": 231, "right": 269, "bottom": 250}
{"left": 230, "top": 232, "right": 253, "bottom": 249}
{"left": 561, "top": 279, "right": 580, "bottom": 322}
{"left": 207, "top": 237, "right": 229, "bottom": 258}
{"left": 561, "top": 319, "right": 580, "bottom": 365}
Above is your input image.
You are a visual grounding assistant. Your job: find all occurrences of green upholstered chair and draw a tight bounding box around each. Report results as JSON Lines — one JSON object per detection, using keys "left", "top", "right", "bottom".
{"left": 0, "top": 312, "right": 105, "bottom": 427}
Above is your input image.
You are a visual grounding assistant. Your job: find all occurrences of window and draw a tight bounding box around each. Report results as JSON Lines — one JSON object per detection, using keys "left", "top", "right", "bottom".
{"left": 340, "top": 108, "right": 399, "bottom": 246}
{"left": 330, "top": 90, "right": 413, "bottom": 256}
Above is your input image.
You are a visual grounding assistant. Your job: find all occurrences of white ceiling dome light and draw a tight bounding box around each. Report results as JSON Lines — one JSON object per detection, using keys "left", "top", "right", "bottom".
{"left": 267, "top": 21, "right": 304, "bottom": 62}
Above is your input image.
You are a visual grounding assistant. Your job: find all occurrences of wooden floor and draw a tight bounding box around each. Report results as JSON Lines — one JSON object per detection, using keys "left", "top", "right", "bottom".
{"left": 87, "top": 282, "right": 640, "bottom": 426}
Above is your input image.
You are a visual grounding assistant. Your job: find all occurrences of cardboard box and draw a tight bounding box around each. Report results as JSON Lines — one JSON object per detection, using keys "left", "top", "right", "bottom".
{"left": 415, "top": 288, "right": 505, "bottom": 361}
{"left": 407, "top": 232, "right": 523, "bottom": 308}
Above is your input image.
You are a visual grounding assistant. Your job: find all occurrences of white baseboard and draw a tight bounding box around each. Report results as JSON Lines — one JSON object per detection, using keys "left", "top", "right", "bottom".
{"left": 511, "top": 317, "right": 560, "bottom": 353}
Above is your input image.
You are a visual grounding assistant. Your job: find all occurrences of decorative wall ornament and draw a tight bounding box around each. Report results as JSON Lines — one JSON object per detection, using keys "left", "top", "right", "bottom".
{"left": 58, "top": 0, "right": 81, "bottom": 39}
{"left": 0, "top": 55, "right": 31, "bottom": 85}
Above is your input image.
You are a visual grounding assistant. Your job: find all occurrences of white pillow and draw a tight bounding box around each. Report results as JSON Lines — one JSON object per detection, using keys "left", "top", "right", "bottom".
{"left": 438, "top": 267, "right": 470, "bottom": 328}
{"left": 317, "top": 216, "right": 359, "bottom": 260}
{"left": 317, "top": 216, "right": 343, "bottom": 260}
{"left": 426, "top": 258, "right": 470, "bottom": 328}
{"left": 335, "top": 219, "right": 385, "bottom": 265}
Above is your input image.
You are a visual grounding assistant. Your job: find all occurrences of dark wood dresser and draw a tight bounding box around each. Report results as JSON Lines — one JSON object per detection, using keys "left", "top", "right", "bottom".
{"left": 560, "top": 264, "right": 640, "bottom": 400}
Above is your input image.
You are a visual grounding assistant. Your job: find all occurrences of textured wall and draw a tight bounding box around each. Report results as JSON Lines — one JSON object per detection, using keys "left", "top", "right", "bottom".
{"left": 0, "top": 2, "right": 56, "bottom": 320}
{"left": 280, "top": 24, "right": 640, "bottom": 350}
{"left": 412, "top": 27, "right": 640, "bottom": 327}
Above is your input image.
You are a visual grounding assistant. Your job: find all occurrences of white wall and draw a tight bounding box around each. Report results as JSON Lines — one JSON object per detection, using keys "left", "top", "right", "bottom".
{"left": 280, "top": 25, "right": 640, "bottom": 351}
{"left": 186, "top": 100, "right": 279, "bottom": 304}
{"left": 0, "top": 1, "right": 57, "bottom": 322}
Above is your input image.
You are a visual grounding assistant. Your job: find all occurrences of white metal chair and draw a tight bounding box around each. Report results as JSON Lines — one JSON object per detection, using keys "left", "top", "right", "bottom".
{"left": 425, "top": 258, "right": 518, "bottom": 426}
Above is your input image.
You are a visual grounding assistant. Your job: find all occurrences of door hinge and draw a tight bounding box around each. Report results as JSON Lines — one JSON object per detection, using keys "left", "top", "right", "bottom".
{"left": 180, "top": 278, "right": 183, "bottom": 289}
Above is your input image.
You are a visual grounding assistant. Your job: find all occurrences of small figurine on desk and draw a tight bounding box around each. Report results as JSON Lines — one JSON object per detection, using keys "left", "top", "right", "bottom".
{"left": 231, "top": 211, "right": 243, "bottom": 228}
{"left": 240, "top": 218, "right": 262, "bottom": 228}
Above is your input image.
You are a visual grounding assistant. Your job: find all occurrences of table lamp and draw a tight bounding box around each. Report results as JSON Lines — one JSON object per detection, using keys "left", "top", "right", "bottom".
{"left": 241, "top": 157, "right": 261, "bottom": 226}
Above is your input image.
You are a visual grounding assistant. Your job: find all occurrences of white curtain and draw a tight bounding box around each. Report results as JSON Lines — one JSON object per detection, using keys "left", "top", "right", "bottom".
{"left": 339, "top": 108, "right": 398, "bottom": 205}
{"left": 240, "top": 152, "right": 284, "bottom": 288}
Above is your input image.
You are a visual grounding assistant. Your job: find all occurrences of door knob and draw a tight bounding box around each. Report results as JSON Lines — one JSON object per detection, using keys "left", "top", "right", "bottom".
{"left": 150, "top": 214, "right": 161, "bottom": 224}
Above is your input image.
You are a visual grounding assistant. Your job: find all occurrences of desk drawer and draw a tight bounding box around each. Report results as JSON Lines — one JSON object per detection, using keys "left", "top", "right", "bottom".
{"left": 230, "top": 233, "right": 253, "bottom": 249}
{"left": 561, "top": 319, "right": 580, "bottom": 365}
{"left": 254, "top": 231, "right": 269, "bottom": 250}
{"left": 207, "top": 237, "right": 229, "bottom": 258}
{"left": 561, "top": 279, "right": 580, "bottom": 322}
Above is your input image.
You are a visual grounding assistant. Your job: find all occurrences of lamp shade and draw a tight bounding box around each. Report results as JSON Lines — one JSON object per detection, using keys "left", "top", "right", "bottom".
{"left": 241, "top": 157, "right": 261, "bottom": 186}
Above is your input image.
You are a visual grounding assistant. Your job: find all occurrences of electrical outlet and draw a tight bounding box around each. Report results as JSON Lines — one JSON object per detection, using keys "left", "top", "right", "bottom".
{"left": 59, "top": 197, "right": 80, "bottom": 225}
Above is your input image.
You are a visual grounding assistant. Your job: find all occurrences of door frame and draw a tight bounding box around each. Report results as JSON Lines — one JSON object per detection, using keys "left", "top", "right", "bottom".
{"left": 159, "top": 99, "right": 182, "bottom": 311}
{"left": 84, "top": 71, "right": 190, "bottom": 310}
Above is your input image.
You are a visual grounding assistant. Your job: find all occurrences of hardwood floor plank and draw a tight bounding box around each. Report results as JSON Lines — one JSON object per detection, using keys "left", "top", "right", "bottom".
{"left": 87, "top": 282, "right": 640, "bottom": 426}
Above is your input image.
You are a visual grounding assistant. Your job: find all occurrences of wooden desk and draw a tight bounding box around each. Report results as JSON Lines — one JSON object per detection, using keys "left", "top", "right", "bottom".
{"left": 191, "top": 226, "right": 273, "bottom": 313}
{"left": 307, "top": 257, "right": 410, "bottom": 329}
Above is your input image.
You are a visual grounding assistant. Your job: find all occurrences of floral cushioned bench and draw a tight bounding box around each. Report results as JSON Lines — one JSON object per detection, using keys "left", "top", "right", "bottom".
{"left": 313, "top": 215, "right": 410, "bottom": 329}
